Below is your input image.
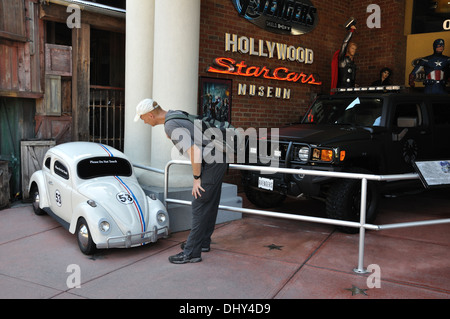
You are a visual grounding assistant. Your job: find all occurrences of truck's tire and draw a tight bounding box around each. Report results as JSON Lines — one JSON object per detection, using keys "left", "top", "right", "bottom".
{"left": 244, "top": 186, "right": 286, "bottom": 208}
{"left": 326, "top": 170, "right": 380, "bottom": 234}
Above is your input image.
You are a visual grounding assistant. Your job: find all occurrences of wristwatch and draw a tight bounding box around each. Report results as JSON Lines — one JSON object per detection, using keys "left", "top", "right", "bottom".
{"left": 193, "top": 174, "right": 202, "bottom": 180}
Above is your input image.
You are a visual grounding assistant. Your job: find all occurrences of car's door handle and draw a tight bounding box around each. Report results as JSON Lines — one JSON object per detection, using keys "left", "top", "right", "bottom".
{"left": 48, "top": 181, "right": 53, "bottom": 186}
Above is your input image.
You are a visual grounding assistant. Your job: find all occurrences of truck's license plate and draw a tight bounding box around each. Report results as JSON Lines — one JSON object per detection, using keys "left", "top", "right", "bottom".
{"left": 258, "top": 177, "right": 274, "bottom": 191}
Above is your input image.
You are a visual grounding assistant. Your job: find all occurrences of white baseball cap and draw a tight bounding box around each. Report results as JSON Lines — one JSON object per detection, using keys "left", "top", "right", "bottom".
{"left": 134, "top": 99, "right": 159, "bottom": 122}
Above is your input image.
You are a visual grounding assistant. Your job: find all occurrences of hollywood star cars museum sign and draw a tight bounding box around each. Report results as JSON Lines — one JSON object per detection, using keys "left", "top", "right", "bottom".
{"left": 207, "top": 33, "right": 322, "bottom": 99}
{"left": 206, "top": 1, "right": 321, "bottom": 99}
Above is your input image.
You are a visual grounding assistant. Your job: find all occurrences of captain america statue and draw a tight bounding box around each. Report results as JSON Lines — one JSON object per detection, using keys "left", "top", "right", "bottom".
{"left": 409, "top": 39, "right": 450, "bottom": 94}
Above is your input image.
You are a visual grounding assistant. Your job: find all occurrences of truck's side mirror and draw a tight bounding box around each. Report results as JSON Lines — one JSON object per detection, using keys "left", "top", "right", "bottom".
{"left": 397, "top": 117, "right": 417, "bottom": 128}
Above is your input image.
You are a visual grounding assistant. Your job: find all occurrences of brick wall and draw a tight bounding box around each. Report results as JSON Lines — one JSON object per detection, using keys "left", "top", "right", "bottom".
{"left": 199, "top": 0, "right": 407, "bottom": 130}
{"left": 349, "top": 0, "right": 407, "bottom": 87}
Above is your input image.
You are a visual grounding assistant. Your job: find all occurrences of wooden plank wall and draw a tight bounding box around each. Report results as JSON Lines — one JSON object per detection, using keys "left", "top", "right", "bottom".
{"left": 0, "top": 40, "right": 32, "bottom": 92}
{"left": 72, "top": 23, "right": 90, "bottom": 141}
{"left": 0, "top": 0, "right": 26, "bottom": 40}
{"left": 0, "top": 0, "right": 44, "bottom": 97}
{"left": 0, "top": 161, "right": 10, "bottom": 209}
{"left": 20, "top": 140, "right": 56, "bottom": 199}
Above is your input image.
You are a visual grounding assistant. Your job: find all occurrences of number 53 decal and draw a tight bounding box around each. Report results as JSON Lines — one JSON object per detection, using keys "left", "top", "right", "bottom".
{"left": 116, "top": 192, "right": 134, "bottom": 205}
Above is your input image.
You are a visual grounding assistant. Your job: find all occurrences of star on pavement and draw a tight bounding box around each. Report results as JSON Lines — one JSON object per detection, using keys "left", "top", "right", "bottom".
{"left": 345, "top": 285, "right": 368, "bottom": 296}
{"left": 265, "top": 244, "right": 284, "bottom": 250}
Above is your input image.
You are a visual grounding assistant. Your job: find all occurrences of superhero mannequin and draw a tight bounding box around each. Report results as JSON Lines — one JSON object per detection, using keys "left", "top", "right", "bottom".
{"left": 372, "top": 67, "right": 392, "bottom": 86}
{"left": 409, "top": 39, "right": 450, "bottom": 94}
{"left": 331, "top": 21, "right": 357, "bottom": 93}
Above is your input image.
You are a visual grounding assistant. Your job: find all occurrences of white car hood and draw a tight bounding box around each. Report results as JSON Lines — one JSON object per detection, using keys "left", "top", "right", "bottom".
{"left": 77, "top": 176, "right": 149, "bottom": 234}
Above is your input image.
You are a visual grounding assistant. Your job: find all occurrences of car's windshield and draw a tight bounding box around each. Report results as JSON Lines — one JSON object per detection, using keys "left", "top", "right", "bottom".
{"left": 77, "top": 157, "right": 133, "bottom": 180}
{"left": 303, "top": 97, "right": 384, "bottom": 127}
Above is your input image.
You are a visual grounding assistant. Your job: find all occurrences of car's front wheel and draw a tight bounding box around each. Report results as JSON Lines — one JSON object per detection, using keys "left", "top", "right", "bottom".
{"left": 30, "top": 184, "right": 46, "bottom": 216}
{"left": 76, "top": 217, "right": 97, "bottom": 255}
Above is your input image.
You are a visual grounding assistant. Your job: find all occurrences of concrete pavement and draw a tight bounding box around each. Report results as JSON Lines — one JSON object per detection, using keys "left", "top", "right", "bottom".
{"left": 0, "top": 189, "right": 449, "bottom": 299}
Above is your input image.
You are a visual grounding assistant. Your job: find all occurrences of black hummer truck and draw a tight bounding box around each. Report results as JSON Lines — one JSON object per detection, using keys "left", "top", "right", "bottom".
{"left": 242, "top": 92, "right": 450, "bottom": 233}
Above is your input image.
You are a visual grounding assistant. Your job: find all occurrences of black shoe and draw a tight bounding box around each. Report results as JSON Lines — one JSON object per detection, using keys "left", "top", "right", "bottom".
{"left": 168, "top": 252, "right": 202, "bottom": 264}
{"left": 181, "top": 242, "right": 210, "bottom": 252}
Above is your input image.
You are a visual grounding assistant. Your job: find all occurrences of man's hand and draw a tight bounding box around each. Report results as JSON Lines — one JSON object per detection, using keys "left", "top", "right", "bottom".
{"left": 192, "top": 178, "right": 205, "bottom": 199}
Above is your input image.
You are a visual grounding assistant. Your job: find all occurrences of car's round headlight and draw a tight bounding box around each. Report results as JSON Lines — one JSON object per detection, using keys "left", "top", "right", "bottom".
{"left": 99, "top": 220, "right": 111, "bottom": 233}
{"left": 298, "top": 147, "right": 309, "bottom": 162}
{"left": 157, "top": 211, "right": 168, "bottom": 225}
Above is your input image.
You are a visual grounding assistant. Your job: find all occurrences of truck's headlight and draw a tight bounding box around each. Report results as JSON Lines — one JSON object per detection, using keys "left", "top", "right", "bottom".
{"left": 298, "top": 147, "right": 309, "bottom": 162}
{"left": 99, "top": 220, "right": 111, "bottom": 234}
{"left": 321, "top": 150, "right": 333, "bottom": 162}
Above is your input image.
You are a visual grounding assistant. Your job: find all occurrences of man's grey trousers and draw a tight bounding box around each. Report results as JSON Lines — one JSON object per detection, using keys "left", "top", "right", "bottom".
{"left": 183, "top": 162, "right": 228, "bottom": 258}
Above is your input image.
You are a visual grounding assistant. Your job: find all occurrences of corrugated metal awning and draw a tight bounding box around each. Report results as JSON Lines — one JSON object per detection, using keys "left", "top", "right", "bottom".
{"left": 44, "top": 0, "right": 126, "bottom": 19}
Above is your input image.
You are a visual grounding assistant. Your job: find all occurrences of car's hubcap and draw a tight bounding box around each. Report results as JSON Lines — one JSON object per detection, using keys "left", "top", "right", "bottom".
{"left": 78, "top": 224, "right": 90, "bottom": 249}
{"left": 32, "top": 193, "right": 40, "bottom": 211}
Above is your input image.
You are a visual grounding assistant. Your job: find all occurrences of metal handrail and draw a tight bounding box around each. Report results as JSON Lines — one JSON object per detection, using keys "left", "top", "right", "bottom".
{"left": 135, "top": 160, "right": 450, "bottom": 274}
{"left": 133, "top": 163, "right": 165, "bottom": 175}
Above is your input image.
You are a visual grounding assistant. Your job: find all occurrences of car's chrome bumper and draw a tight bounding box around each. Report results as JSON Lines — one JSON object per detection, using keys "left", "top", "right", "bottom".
{"left": 97, "top": 226, "right": 169, "bottom": 249}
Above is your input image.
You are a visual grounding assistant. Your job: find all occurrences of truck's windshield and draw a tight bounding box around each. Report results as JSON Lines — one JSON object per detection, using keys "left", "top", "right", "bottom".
{"left": 304, "top": 97, "right": 384, "bottom": 127}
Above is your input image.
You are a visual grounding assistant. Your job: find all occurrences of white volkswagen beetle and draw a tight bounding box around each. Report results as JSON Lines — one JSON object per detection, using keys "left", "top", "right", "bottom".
{"left": 29, "top": 142, "right": 169, "bottom": 255}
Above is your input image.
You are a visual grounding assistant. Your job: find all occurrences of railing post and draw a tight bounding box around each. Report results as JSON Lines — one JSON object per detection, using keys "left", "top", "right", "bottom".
{"left": 164, "top": 162, "right": 171, "bottom": 210}
{"left": 354, "top": 177, "right": 369, "bottom": 274}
